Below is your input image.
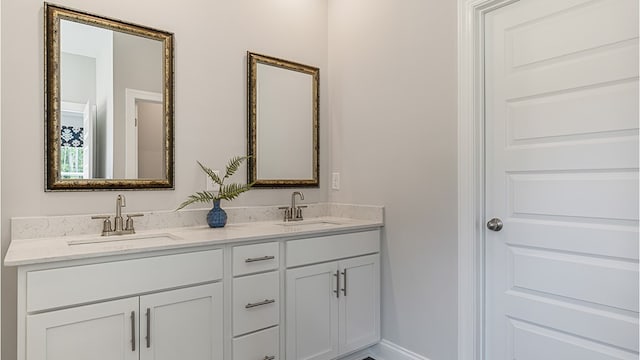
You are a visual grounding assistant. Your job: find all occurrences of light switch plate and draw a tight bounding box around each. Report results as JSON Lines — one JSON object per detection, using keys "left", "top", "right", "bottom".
{"left": 332, "top": 172, "right": 340, "bottom": 190}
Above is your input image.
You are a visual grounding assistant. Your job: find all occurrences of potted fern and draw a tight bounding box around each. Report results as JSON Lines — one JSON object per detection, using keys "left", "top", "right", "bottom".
{"left": 177, "top": 156, "right": 254, "bottom": 228}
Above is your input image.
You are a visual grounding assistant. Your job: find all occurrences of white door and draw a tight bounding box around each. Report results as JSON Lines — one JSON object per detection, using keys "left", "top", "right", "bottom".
{"left": 139, "top": 283, "right": 223, "bottom": 360}
{"left": 26, "top": 297, "right": 139, "bottom": 360}
{"left": 338, "top": 254, "right": 380, "bottom": 355}
{"left": 485, "top": 0, "right": 639, "bottom": 359}
{"left": 286, "top": 262, "right": 340, "bottom": 360}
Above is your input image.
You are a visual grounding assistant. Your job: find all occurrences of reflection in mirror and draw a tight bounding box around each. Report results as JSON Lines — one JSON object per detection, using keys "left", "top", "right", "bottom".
{"left": 45, "top": 3, "right": 174, "bottom": 190}
{"left": 247, "top": 52, "right": 319, "bottom": 187}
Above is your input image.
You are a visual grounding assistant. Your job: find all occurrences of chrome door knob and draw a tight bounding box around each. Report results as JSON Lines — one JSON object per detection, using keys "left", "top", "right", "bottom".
{"left": 486, "top": 218, "right": 503, "bottom": 232}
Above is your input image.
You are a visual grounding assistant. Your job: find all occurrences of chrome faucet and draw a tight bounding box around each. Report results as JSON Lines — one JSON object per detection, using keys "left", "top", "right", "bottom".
{"left": 114, "top": 194, "right": 126, "bottom": 232}
{"left": 92, "top": 194, "right": 144, "bottom": 236}
{"left": 279, "top": 191, "right": 307, "bottom": 222}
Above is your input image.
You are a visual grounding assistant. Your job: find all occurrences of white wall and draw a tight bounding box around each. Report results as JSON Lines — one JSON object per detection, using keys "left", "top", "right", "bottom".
{"left": 328, "top": 0, "right": 458, "bottom": 359}
{"left": 60, "top": 53, "right": 97, "bottom": 105}
{"left": 0, "top": 1, "right": 328, "bottom": 358}
{"left": 113, "top": 32, "right": 163, "bottom": 178}
{"left": 2, "top": 1, "right": 459, "bottom": 359}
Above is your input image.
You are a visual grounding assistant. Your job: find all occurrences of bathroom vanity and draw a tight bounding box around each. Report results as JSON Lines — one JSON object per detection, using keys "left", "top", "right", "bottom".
{"left": 5, "top": 205, "right": 383, "bottom": 360}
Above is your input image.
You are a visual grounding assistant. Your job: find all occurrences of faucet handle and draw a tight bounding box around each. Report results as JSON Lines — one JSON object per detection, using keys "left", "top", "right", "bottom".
{"left": 91, "top": 215, "right": 113, "bottom": 235}
{"left": 125, "top": 214, "right": 144, "bottom": 232}
{"left": 278, "top": 206, "right": 292, "bottom": 221}
{"left": 295, "top": 206, "right": 307, "bottom": 220}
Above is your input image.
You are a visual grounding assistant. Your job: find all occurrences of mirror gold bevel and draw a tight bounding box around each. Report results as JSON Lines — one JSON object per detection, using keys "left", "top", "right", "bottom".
{"left": 247, "top": 52, "right": 320, "bottom": 188}
{"left": 44, "top": 3, "right": 174, "bottom": 191}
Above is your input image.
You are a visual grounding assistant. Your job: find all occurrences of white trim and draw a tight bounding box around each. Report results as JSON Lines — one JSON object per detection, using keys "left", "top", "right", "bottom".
{"left": 341, "top": 340, "right": 432, "bottom": 360}
{"left": 340, "top": 339, "right": 429, "bottom": 360}
{"left": 457, "top": 1, "right": 519, "bottom": 360}
{"left": 0, "top": 2, "right": 3, "bottom": 355}
{"left": 124, "top": 88, "right": 162, "bottom": 178}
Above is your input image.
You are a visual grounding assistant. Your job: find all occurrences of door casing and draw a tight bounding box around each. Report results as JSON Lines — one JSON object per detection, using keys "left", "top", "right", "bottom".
{"left": 457, "top": 1, "right": 520, "bottom": 360}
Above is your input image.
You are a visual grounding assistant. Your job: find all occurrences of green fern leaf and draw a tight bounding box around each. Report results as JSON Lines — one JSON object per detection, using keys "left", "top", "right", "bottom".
{"left": 197, "top": 161, "right": 223, "bottom": 185}
{"left": 224, "top": 155, "right": 249, "bottom": 179}
{"left": 177, "top": 157, "right": 255, "bottom": 212}
{"left": 175, "top": 191, "right": 215, "bottom": 210}
{"left": 218, "top": 182, "right": 254, "bottom": 201}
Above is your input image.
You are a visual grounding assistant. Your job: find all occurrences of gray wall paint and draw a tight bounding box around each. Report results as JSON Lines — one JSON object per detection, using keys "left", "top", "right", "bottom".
{"left": 1, "top": 1, "right": 328, "bottom": 358}
{"left": 328, "top": 0, "right": 458, "bottom": 358}
{"left": 112, "top": 32, "right": 163, "bottom": 178}
{"left": 1, "top": 1, "right": 458, "bottom": 359}
{"left": 60, "top": 53, "right": 96, "bottom": 105}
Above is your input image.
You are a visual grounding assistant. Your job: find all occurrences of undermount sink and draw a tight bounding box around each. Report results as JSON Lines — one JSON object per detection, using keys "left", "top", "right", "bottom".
{"left": 67, "top": 232, "right": 182, "bottom": 246}
{"left": 276, "top": 219, "right": 345, "bottom": 227}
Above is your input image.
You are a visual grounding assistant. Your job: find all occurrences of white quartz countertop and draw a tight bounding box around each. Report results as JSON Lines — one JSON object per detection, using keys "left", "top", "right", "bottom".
{"left": 4, "top": 216, "right": 383, "bottom": 267}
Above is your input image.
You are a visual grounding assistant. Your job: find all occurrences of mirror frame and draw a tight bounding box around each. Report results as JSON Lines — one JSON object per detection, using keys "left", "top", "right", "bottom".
{"left": 44, "top": 3, "right": 175, "bottom": 191}
{"left": 247, "top": 52, "right": 320, "bottom": 188}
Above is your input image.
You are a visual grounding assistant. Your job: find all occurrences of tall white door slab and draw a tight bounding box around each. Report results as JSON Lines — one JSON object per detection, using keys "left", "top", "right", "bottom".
{"left": 485, "top": 0, "right": 639, "bottom": 358}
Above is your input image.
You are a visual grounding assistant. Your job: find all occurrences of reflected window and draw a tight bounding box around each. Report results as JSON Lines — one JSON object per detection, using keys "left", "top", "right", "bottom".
{"left": 60, "top": 124, "right": 84, "bottom": 179}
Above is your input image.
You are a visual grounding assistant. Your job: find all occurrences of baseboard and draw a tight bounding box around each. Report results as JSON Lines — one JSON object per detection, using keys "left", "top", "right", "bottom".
{"left": 339, "top": 339, "right": 431, "bottom": 360}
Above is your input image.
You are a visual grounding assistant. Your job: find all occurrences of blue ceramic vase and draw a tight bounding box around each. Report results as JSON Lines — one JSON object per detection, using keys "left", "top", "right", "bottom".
{"left": 207, "top": 200, "right": 227, "bottom": 228}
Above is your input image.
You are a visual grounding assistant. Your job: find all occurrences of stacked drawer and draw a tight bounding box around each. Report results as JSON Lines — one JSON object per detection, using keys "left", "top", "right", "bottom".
{"left": 232, "top": 242, "right": 280, "bottom": 360}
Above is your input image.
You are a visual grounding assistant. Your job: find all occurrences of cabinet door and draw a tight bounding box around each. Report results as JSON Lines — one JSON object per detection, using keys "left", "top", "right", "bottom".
{"left": 338, "top": 254, "right": 380, "bottom": 355}
{"left": 286, "top": 262, "right": 339, "bottom": 360}
{"left": 139, "top": 283, "right": 223, "bottom": 360}
{"left": 26, "top": 297, "right": 139, "bottom": 360}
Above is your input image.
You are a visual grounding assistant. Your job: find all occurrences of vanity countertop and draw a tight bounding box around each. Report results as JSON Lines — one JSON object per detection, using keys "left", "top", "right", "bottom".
{"left": 4, "top": 216, "right": 383, "bottom": 267}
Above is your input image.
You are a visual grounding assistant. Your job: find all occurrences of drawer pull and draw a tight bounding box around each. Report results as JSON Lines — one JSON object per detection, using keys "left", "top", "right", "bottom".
{"left": 145, "top": 308, "right": 151, "bottom": 348}
{"left": 245, "top": 299, "right": 276, "bottom": 309}
{"left": 130, "top": 311, "right": 136, "bottom": 352}
{"left": 341, "top": 269, "right": 347, "bottom": 296}
{"left": 245, "top": 255, "right": 275, "bottom": 263}
{"left": 263, "top": 356, "right": 276, "bottom": 360}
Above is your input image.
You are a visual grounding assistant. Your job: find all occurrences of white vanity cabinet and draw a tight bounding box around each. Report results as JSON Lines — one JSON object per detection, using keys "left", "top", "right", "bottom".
{"left": 18, "top": 249, "right": 224, "bottom": 360}
{"left": 26, "top": 283, "right": 222, "bottom": 360}
{"left": 231, "top": 242, "right": 280, "bottom": 360}
{"left": 285, "top": 230, "right": 380, "bottom": 360}
{"left": 11, "top": 222, "right": 382, "bottom": 360}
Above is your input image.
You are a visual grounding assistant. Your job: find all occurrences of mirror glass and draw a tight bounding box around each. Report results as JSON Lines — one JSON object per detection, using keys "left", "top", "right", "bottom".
{"left": 45, "top": 3, "right": 174, "bottom": 190}
{"left": 247, "top": 52, "right": 319, "bottom": 187}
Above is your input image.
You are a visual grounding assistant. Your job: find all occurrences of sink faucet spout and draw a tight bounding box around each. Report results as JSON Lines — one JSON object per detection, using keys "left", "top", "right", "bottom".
{"left": 115, "top": 195, "right": 126, "bottom": 231}
{"left": 291, "top": 191, "right": 304, "bottom": 211}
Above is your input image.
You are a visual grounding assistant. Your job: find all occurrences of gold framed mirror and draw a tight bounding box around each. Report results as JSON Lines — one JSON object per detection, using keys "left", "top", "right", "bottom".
{"left": 44, "top": 3, "right": 174, "bottom": 190}
{"left": 247, "top": 52, "right": 319, "bottom": 187}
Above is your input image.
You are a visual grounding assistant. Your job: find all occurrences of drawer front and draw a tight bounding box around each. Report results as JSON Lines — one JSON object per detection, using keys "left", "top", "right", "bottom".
{"left": 286, "top": 230, "right": 380, "bottom": 268}
{"left": 27, "top": 249, "right": 223, "bottom": 313}
{"left": 233, "top": 271, "right": 279, "bottom": 336}
{"left": 233, "top": 326, "right": 279, "bottom": 360}
{"left": 233, "top": 242, "right": 279, "bottom": 276}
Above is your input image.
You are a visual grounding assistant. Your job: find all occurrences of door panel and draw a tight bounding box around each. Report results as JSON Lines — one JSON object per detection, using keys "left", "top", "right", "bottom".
{"left": 26, "top": 297, "right": 139, "bottom": 360}
{"left": 509, "top": 318, "right": 636, "bottom": 360}
{"left": 338, "top": 254, "right": 380, "bottom": 354}
{"left": 485, "top": 0, "right": 639, "bottom": 358}
{"left": 139, "top": 283, "right": 222, "bottom": 360}
{"left": 286, "top": 262, "right": 339, "bottom": 360}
